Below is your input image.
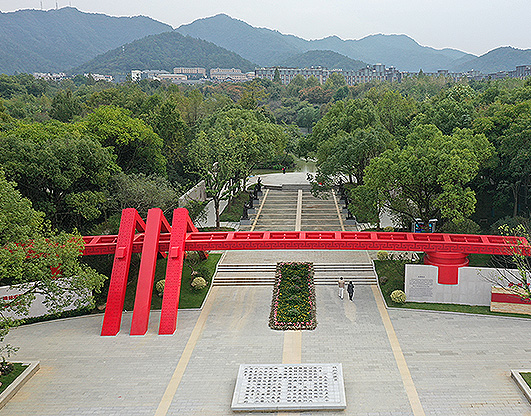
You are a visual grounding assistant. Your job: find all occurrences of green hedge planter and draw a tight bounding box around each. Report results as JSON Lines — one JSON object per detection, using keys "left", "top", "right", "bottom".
{"left": 269, "top": 262, "right": 317, "bottom": 330}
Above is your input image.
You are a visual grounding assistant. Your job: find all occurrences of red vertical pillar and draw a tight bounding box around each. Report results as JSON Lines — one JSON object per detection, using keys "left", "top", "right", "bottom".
{"left": 101, "top": 208, "right": 145, "bottom": 336}
{"left": 424, "top": 251, "right": 469, "bottom": 285}
{"left": 130, "top": 208, "right": 171, "bottom": 336}
{"left": 159, "top": 208, "right": 188, "bottom": 335}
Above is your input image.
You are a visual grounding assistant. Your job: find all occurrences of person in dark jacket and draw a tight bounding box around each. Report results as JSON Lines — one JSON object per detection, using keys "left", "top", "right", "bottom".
{"left": 347, "top": 281, "right": 355, "bottom": 301}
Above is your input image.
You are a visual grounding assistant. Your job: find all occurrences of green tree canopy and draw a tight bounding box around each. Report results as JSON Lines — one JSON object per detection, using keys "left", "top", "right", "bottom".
{"left": 358, "top": 124, "right": 495, "bottom": 227}
{"left": 0, "top": 171, "right": 105, "bottom": 350}
{"left": 0, "top": 122, "right": 119, "bottom": 231}
{"left": 310, "top": 99, "right": 394, "bottom": 187}
{"left": 80, "top": 105, "right": 166, "bottom": 176}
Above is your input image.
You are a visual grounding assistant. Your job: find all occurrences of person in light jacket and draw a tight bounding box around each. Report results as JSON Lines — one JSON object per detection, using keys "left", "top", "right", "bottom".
{"left": 338, "top": 277, "right": 345, "bottom": 300}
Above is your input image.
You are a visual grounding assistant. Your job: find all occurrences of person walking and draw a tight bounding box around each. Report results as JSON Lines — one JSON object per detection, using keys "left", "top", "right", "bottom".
{"left": 338, "top": 277, "right": 345, "bottom": 300}
{"left": 347, "top": 281, "right": 355, "bottom": 301}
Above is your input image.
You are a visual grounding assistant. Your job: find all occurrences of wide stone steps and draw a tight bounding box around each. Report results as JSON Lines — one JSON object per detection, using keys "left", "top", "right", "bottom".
{"left": 213, "top": 263, "right": 377, "bottom": 286}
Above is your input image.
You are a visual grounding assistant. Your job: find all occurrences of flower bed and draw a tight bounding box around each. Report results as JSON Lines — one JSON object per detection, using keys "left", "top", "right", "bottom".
{"left": 269, "top": 262, "right": 317, "bottom": 330}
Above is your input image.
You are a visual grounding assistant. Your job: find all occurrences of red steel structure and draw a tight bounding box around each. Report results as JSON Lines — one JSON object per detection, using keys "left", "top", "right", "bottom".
{"left": 82, "top": 208, "right": 530, "bottom": 336}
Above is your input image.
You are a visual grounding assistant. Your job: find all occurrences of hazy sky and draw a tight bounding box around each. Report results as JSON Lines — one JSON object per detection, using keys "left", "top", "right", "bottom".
{"left": 1, "top": 0, "right": 530, "bottom": 56}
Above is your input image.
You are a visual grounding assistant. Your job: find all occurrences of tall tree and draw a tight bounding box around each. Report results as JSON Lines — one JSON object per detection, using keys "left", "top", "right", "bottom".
{"left": 310, "top": 99, "right": 393, "bottom": 187}
{"left": 0, "top": 171, "right": 105, "bottom": 354}
{"left": 358, "top": 125, "right": 495, "bottom": 227}
{"left": 0, "top": 122, "right": 119, "bottom": 232}
{"left": 80, "top": 105, "right": 166, "bottom": 176}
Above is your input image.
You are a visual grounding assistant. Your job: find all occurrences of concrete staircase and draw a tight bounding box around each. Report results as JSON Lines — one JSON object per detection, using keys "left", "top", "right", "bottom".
{"left": 301, "top": 191, "right": 342, "bottom": 231}
{"left": 250, "top": 190, "right": 298, "bottom": 231}
{"left": 213, "top": 263, "right": 377, "bottom": 286}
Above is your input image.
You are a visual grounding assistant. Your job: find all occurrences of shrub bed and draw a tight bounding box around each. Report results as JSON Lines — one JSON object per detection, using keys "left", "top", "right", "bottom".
{"left": 269, "top": 262, "right": 316, "bottom": 330}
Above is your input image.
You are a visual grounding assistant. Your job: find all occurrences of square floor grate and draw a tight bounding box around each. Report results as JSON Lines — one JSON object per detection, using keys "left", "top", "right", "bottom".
{"left": 231, "top": 363, "right": 346, "bottom": 411}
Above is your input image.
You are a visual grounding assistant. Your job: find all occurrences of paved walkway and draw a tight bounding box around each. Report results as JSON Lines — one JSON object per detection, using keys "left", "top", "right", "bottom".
{"left": 4, "top": 284, "right": 531, "bottom": 415}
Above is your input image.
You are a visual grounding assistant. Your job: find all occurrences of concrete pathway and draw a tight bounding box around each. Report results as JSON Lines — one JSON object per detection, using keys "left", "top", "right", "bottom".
{"left": 4, "top": 286, "right": 531, "bottom": 415}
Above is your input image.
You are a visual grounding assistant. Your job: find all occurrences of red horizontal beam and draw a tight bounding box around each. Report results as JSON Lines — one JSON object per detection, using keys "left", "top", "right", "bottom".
{"left": 83, "top": 231, "right": 530, "bottom": 256}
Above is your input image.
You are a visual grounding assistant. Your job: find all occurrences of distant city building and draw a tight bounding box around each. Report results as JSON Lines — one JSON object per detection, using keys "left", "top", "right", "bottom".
{"left": 153, "top": 73, "right": 188, "bottom": 83}
{"left": 173, "top": 67, "right": 206, "bottom": 79}
{"left": 255, "top": 66, "right": 333, "bottom": 85}
{"left": 255, "top": 64, "right": 402, "bottom": 86}
{"left": 402, "top": 69, "right": 464, "bottom": 82}
{"left": 510, "top": 65, "right": 531, "bottom": 79}
{"left": 85, "top": 73, "right": 113, "bottom": 82}
{"left": 130, "top": 70, "right": 170, "bottom": 81}
{"left": 33, "top": 72, "right": 67, "bottom": 81}
{"left": 210, "top": 68, "right": 254, "bottom": 82}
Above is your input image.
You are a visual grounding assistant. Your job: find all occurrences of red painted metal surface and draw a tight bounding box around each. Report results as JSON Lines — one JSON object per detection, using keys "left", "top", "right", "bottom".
{"left": 101, "top": 209, "right": 146, "bottom": 336}
{"left": 159, "top": 208, "right": 188, "bottom": 335}
{"left": 87, "top": 208, "right": 531, "bottom": 336}
{"left": 491, "top": 292, "right": 531, "bottom": 304}
{"left": 130, "top": 208, "right": 171, "bottom": 336}
{"left": 84, "top": 230, "right": 529, "bottom": 257}
{"left": 424, "top": 252, "right": 470, "bottom": 285}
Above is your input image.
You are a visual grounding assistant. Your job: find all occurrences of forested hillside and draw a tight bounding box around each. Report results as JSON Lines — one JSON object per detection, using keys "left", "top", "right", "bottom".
{"left": 277, "top": 50, "right": 367, "bottom": 71}
{"left": 75, "top": 32, "right": 256, "bottom": 75}
{"left": 451, "top": 46, "right": 531, "bottom": 73}
{"left": 0, "top": 7, "right": 173, "bottom": 74}
{"left": 176, "top": 14, "right": 475, "bottom": 71}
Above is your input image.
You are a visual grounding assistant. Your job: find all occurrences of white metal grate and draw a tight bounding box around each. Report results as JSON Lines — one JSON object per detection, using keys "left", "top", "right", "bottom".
{"left": 231, "top": 363, "right": 346, "bottom": 411}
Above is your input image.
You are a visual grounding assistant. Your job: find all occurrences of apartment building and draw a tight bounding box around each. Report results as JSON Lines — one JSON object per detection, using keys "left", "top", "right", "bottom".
{"left": 173, "top": 67, "right": 207, "bottom": 79}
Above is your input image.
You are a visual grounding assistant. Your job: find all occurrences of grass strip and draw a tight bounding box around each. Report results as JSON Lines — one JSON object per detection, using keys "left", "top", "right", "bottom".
{"left": 0, "top": 363, "right": 28, "bottom": 394}
{"left": 522, "top": 373, "right": 531, "bottom": 388}
{"left": 269, "top": 262, "right": 316, "bottom": 330}
{"left": 123, "top": 253, "right": 222, "bottom": 310}
{"left": 219, "top": 191, "right": 250, "bottom": 222}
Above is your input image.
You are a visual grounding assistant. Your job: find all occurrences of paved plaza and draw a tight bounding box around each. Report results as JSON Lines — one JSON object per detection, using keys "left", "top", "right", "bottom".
{"left": 3, "top": 172, "right": 531, "bottom": 415}
{"left": 4, "top": 281, "right": 531, "bottom": 415}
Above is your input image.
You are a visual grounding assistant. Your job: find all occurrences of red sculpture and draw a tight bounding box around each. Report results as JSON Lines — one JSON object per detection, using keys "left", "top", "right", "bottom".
{"left": 82, "top": 208, "right": 529, "bottom": 336}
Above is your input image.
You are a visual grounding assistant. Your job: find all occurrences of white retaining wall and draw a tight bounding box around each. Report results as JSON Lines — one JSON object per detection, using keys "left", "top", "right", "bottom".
{"left": 405, "top": 264, "right": 520, "bottom": 306}
{"left": 0, "top": 283, "right": 86, "bottom": 319}
{"left": 179, "top": 180, "right": 207, "bottom": 207}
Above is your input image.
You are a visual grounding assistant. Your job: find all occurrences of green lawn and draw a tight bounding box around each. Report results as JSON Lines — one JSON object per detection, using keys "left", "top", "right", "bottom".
{"left": 0, "top": 363, "right": 28, "bottom": 394}
{"left": 123, "top": 253, "right": 222, "bottom": 310}
{"left": 522, "top": 373, "right": 531, "bottom": 388}
{"left": 374, "top": 259, "right": 531, "bottom": 319}
{"left": 219, "top": 191, "right": 250, "bottom": 222}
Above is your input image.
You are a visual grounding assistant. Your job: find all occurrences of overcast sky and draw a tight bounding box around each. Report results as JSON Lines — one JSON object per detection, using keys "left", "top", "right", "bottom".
{"left": 1, "top": 0, "right": 530, "bottom": 56}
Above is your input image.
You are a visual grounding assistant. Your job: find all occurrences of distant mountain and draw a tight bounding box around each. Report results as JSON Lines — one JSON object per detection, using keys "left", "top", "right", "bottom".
{"left": 74, "top": 31, "right": 256, "bottom": 75}
{"left": 176, "top": 14, "right": 476, "bottom": 72}
{"left": 451, "top": 46, "right": 531, "bottom": 73}
{"left": 0, "top": 7, "right": 173, "bottom": 75}
{"left": 277, "top": 50, "right": 367, "bottom": 71}
{"left": 176, "top": 14, "right": 306, "bottom": 66}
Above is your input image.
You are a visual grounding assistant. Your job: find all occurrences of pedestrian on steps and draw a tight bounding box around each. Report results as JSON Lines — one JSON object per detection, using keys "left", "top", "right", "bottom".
{"left": 338, "top": 277, "right": 345, "bottom": 300}
{"left": 347, "top": 281, "right": 355, "bottom": 301}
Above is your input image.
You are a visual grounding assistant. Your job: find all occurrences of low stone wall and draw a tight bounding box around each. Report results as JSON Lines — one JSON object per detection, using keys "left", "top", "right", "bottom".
{"left": 491, "top": 286, "right": 531, "bottom": 315}
{"left": 405, "top": 264, "right": 521, "bottom": 306}
{"left": 0, "top": 283, "right": 86, "bottom": 319}
{"left": 179, "top": 180, "right": 206, "bottom": 206}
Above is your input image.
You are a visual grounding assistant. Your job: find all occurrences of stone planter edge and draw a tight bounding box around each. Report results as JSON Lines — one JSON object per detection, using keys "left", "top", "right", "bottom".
{"left": 0, "top": 361, "right": 40, "bottom": 410}
{"left": 511, "top": 369, "right": 531, "bottom": 404}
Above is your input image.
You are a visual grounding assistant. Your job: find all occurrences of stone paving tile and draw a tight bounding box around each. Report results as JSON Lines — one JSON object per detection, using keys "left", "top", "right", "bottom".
{"left": 3, "top": 310, "right": 200, "bottom": 415}
{"left": 162, "top": 284, "right": 413, "bottom": 416}
{"left": 3, "top": 252, "right": 531, "bottom": 415}
{"left": 389, "top": 309, "right": 531, "bottom": 416}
